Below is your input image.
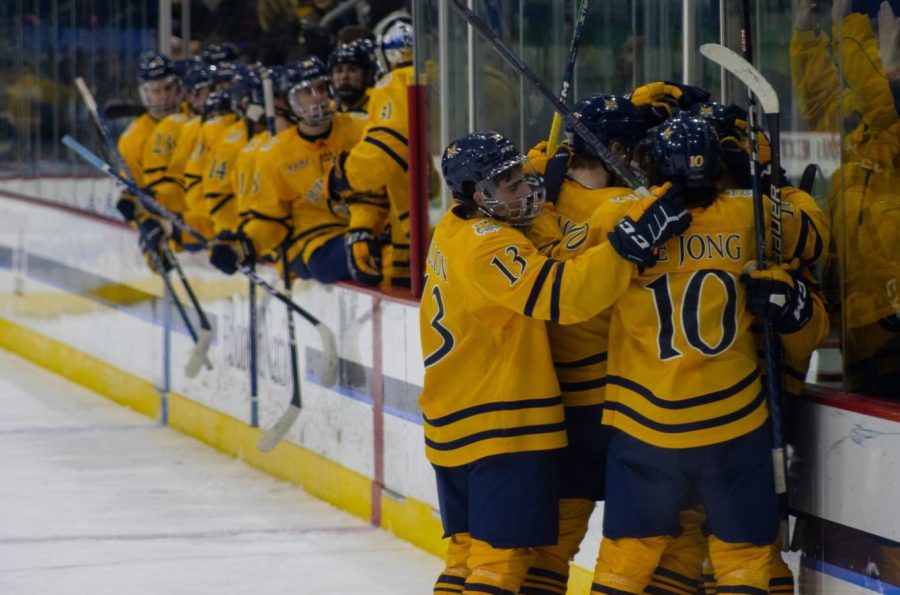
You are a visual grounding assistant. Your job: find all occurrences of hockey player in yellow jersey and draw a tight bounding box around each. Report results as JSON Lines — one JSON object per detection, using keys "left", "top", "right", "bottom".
{"left": 116, "top": 52, "right": 182, "bottom": 224}
{"left": 144, "top": 62, "right": 213, "bottom": 230}
{"left": 231, "top": 57, "right": 376, "bottom": 284}
{"left": 208, "top": 66, "right": 296, "bottom": 276}
{"left": 424, "top": 131, "right": 693, "bottom": 595}
{"left": 201, "top": 68, "right": 266, "bottom": 237}
{"left": 114, "top": 52, "right": 187, "bottom": 269}
{"left": 328, "top": 39, "right": 378, "bottom": 114}
{"left": 179, "top": 90, "right": 240, "bottom": 243}
{"left": 327, "top": 16, "right": 416, "bottom": 289}
{"left": 513, "top": 94, "right": 648, "bottom": 594}
{"left": 591, "top": 115, "right": 827, "bottom": 595}
{"left": 234, "top": 65, "right": 295, "bottom": 223}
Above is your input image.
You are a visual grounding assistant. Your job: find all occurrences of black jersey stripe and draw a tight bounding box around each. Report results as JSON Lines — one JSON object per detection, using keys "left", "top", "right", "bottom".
{"left": 424, "top": 422, "right": 567, "bottom": 451}
{"left": 209, "top": 194, "right": 233, "bottom": 215}
{"left": 363, "top": 137, "right": 408, "bottom": 172}
{"left": 550, "top": 261, "right": 564, "bottom": 323}
{"left": 368, "top": 126, "right": 408, "bottom": 146}
{"left": 555, "top": 351, "right": 608, "bottom": 368}
{"left": 524, "top": 260, "right": 556, "bottom": 318}
{"left": 606, "top": 369, "right": 759, "bottom": 410}
{"left": 603, "top": 390, "right": 766, "bottom": 433}
{"left": 424, "top": 396, "right": 563, "bottom": 427}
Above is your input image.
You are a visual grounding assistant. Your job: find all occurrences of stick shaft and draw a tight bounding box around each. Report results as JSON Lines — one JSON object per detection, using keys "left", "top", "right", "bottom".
{"left": 546, "top": 0, "right": 590, "bottom": 154}
{"left": 448, "top": 0, "right": 649, "bottom": 195}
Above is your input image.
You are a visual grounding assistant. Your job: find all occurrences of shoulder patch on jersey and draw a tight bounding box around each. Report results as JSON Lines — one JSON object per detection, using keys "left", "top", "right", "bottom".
{"left": 349, "top": 112, "right": 368, "bottom": 120}
{"left": 375, "top": 72, "right": 394, "bottom": 89}
{"left": 472, "top": 220, "right": 501, "bottom": 236}
{"left": 305, "top": 177, "right": 325, "bottom": 204}
{"left": 261, "top": 138, "right": 278, "bottom": 152}
{"left": 169, "top": 113, "right": 189, "bottom": 123}
{"left": 606, "top": 192, "right": 641, "bottom": 203}
{"left": 287, "top": 158, "right": 310, "bottom": 172}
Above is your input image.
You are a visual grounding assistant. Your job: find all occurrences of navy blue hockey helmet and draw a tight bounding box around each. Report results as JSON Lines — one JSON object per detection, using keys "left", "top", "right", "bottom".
{"left": 209, "top": 61, "right": 240, "bottom": 89}
{"left": 138, "top": 52, "right": 176, "bottom": 83}
{"left": 284, "top": 57, "right": 333, "bottom": 126}
{"left": 201, "top": 42, "right": 239, "bottom": 66}
{"left": 137, "top": 52, "right": 181, "bottom": 117}
{"left": 180, "top": 62, "right": 213, "bottom": 114}
{"left": 329, "top": 39, "right": 378, "bottom": 87}
{"left": 230, "top": 68, "right": 264, "bottom": 119}
{"left": 203, "top": 90, "right": 233, "bottom": 119}
{"left": 173, "top": 58, "right": 196, "bottom": 79}
{"left": 567, "top": 94, "right": 645, "bottom": 158}
{"left": 644, "top": 115, "right": 720, "bottom": 189}
{"left": 181, "top": 62, "right": 213, "bottom": 93}
{"left": 265, "top": 65, "right": 289, "bottom": 96}
{"left": 442, "top": 131, "right": 546, "bottom": 227}
{"left": 686, "top": 102, "right": 748, "bottom": 139}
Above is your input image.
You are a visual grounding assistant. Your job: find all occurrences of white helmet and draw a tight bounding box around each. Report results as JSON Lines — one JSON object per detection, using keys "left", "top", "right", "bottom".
{"left": 375, "top": 12, "right": 413, "bottom": 70}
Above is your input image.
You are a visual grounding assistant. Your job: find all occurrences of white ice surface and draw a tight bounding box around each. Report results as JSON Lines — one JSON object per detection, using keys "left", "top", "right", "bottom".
{"left": 0, "top": 349, "right": 441, "bottom": 594}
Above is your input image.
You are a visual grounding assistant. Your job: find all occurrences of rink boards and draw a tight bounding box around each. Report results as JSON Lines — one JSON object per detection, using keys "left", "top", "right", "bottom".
{"left": 1, "top": 179, "right": 899, "bottom": 593}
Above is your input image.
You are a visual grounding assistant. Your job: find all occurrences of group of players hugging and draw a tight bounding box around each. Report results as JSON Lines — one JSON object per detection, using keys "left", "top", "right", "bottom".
{"left": 421, "top": 84, "right": 828, "bottom": 593}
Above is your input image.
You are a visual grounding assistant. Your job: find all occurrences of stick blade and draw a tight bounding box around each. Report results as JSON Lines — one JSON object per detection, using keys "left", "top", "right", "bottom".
{"left": 316, "top": 324, "right": 339, "bottom": 388}
{"left": 257, "top": 405, "right": 301, "bottom": 452}
{"left": 699, "top": 43, "right": 779, "bottom": 114}
{"left": 798, "top": 163, "right": 817, "bottom": 194}
{"left": 184, "top": 327, "right": 214, "bottom": 378}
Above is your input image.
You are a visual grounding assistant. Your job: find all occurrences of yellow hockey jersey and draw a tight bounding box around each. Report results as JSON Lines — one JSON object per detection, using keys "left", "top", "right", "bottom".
{"left": 235, "top": 130, "right": 270, "bottom": 223}
{"left": 420, "top": 206, "right": 639, "bottom": 467}
{"left": 248, "top": 113, "right": 367, "bottom": 264}
{"left": 117, "top": 113, "right": 159, "bottom": 187}
{"left": 766, "top": 186, "right": 830, "bottom": 398}
{"left": 142, "top": 112, "right": 191, "bottom": 214}
{"left": 343, "top": 65, "right": 415, "bottom": 288}
{"left": 182, "top": 113, "right": 239, "bottom": 240}
{"left": 154, "top": 115, "right": 202, "bottom": 228}
{"left": 524, "top": 143, "right": 645, "bottom": 408}
{"left": 601, "top": 189, "right": 821, "bottom": 449}
{"left": 203, "top": 120, "right": 254, "bottom": 235}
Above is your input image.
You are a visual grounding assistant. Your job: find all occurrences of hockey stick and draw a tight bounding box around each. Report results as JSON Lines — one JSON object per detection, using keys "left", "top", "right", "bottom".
{"left": 74, "top": 77, "right": 214, "bottom": 377}
{"left": 798, "top": 163, "right": 817, "bottom": 194}
{"left": 546, "top": 0, "right": 590, "bottom": 155}
{"left": 448, "top": 0, "right": 650, "bottom": 196}
{"left": 61, "top": 135, "right": 338, "bottom": 387}
{"left": 264, "top": 76, "right": 337, "bottom": 387}
{"left": 699, "top": 40, "right": 790, "bottom": 548}
{"left": 254, "top": 73, "right": 343, "bottom": 450}
{"left": 256, "top": 247, "right": 304, "bottom": 453}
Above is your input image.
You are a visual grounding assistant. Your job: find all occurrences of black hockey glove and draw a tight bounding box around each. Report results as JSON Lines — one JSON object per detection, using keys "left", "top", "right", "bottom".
{"left": 209, "top": 232, "right": 255, "bottom": 276}
{"left": 608, "top": 183, "right": 692, "bottom": 268}
{"left": 741, "top": 259, "right": 812, "bottom": 333}
{"left": 879, "top": 312, "right": 900, "bottom": 333}
{"left": 117, "top": 193, "right": 139, "bottom": 222}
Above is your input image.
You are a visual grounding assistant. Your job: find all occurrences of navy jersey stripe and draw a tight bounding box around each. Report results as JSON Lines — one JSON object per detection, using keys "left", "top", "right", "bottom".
{"left": 425, "top": 422, "right": 567, "bottom": 451}
{"left": 555, "top": 351, "right": 608, "bottom": 368}
{"left": 524, "top": 260, "right": 556, "bottom": 317}
{"left": 603, "top": 390, "right": 766, "bottom": 433}
{"left": 606, "top": 369, "right": 759, "bottom": 410}
{"left": 550, "top": 262, "right": 564, "bottom": 323}
{"left": 424, "top": 396, "right": 562, "bottom": 427}
{"left": 363, "top": 137, "right": 408, "bottom": 172}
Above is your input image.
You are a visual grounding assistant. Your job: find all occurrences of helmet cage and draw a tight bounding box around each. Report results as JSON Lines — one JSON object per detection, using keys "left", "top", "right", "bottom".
{"left": 474, "top": 155, "right": 546, "bottom": 227}
{"left": 139, "top": 75, "right": 182, "bottom": 117}
{"left": 287, "top": 77, "right": 333, "bottom": 126}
